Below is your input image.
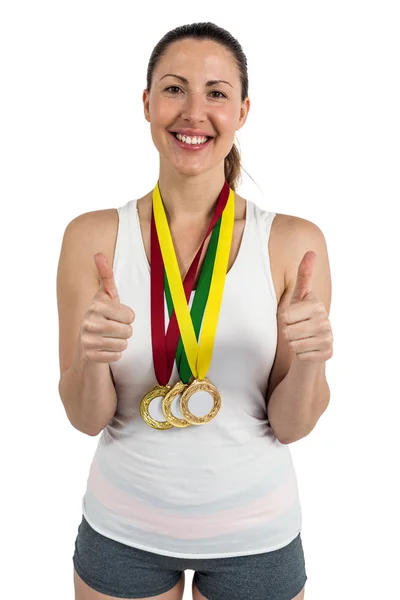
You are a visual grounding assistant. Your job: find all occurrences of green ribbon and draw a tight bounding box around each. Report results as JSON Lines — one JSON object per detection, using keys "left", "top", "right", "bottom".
{"left": 164, "top": 216, "right": 222, "bottom": 384}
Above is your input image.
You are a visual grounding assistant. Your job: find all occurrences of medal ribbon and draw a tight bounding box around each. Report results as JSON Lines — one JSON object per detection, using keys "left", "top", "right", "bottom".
{"left": 150, "top": 181, "right": 230, "bottom": 385}
{"left": 165, "top": 216, "right": 221, "bottom": 384}
{"left": 153, "top": 182, "right": 235, "bottom": 380}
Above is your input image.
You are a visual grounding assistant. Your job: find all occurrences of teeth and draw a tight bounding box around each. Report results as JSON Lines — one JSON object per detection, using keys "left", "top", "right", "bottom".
{"left": 175, "top": 133, "right": 209, "bottom": 145}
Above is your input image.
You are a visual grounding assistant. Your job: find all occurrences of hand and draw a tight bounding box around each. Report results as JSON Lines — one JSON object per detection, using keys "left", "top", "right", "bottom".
{"left": 79, "top": 253, "right": 135, "bottom": 364}
{"left": 281, "top": 251, "right": 333, "bottom": 363}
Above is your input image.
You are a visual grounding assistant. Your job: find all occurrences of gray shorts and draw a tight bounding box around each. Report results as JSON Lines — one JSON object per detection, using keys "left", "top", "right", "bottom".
{"left": 72, "top": 515, "right": 307, "bottom": 599}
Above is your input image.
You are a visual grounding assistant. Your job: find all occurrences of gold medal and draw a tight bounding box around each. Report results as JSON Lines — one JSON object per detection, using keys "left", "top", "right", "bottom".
{"left": 180, "top": 378, "right": 221, "bottom": 425}
{"left": 161, "top": 381, "right": 192, "bottom": 428}
{"left": 140, "top": 385, "right": 174, "bottom": 430}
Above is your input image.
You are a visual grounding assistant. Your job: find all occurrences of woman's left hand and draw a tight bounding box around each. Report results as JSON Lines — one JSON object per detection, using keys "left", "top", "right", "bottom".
{"left": 281, "top": 251, "right": 334, "bottom": 363}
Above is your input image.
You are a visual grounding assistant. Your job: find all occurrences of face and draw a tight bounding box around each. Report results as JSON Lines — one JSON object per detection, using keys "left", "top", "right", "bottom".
{"left": 142, "top": 38, "right": 250, "bottom": 178}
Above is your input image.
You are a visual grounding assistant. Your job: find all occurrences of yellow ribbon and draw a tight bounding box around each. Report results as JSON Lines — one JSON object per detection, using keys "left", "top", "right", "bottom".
{"left": 152, "top": 182, "right": 235, "bottom": 379}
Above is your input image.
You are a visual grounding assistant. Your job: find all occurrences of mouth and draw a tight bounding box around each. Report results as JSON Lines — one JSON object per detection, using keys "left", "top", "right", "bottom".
{"left": 169, "top": 131, "right": 214, "bottom": 151}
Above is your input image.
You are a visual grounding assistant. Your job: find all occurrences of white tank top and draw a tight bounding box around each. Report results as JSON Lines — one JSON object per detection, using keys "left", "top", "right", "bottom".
{"left": 81, "top": 196, "right": 303, "bottom": 559}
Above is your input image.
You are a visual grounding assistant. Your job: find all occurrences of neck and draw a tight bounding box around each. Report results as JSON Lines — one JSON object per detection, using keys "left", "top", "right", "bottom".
{"left": 157, "top": 169, "right": 227, "bottom": 223}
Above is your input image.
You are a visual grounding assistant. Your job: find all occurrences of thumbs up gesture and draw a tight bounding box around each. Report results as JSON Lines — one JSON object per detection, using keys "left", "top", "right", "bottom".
{"left": 281, "top": 251, "right": 333, "bottom": 364}
{"left": 78, "top": 253, "right": 135, "bottom": 364}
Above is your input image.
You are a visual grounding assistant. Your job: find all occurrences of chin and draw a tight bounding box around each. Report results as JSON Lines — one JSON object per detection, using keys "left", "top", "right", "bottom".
{"left": 166, "top": 158, "right": 211, "bottom": 176}
{"left": 174, "top": 165, "right": 214, "bottom": 179}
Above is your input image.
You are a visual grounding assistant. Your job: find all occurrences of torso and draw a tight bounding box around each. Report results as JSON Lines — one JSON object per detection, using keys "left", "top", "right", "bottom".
{"left": 95, "top": 191, "right": 289, "bottom": 306}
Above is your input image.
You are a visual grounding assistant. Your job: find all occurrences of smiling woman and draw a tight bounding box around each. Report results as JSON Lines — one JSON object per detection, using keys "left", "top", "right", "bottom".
{"left": 62, "top": 21, "right": 313, "bottom": 600}
{"left": 141, "top": 34, "right": 250, "bottom": 187}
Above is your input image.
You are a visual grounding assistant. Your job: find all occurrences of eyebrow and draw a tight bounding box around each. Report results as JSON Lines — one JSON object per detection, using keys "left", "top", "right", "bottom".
{"left": 160, "top": 73, "right": 233, "bottom": 88}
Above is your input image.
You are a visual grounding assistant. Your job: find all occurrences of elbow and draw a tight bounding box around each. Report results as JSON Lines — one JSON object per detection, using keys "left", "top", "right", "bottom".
{"left": 278, "top": 422, "right": 317, "bottom": 445}
{"left": 270, "top": 420, "right": 314, "bottom": 445}
{"left": 269, "top": 425, "right": 294, "bottom": 445}
{"left": 64, "top": 410, "right": 103, "bottom": 437}
{"left": 76, "top": 417, "right": 106, "bottom": 437}
{"left": 70, "top": 417, "right": 101, "bottom": 437}
{"left": 277, "top": 432, "right": 307, "bottom": 445}
{"left": 60, "top": 397, "right": 108, "bottom": 437}
{"left": 81, "top": 426, "right": 101, "bottom": 437}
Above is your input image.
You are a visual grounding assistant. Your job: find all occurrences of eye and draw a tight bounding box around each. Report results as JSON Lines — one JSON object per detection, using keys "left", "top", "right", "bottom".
{"left": 209, "top": 90, "right": 227, "bottom": 99}
{"left": 165, "top": 86, "right": 182, "bottom": 94}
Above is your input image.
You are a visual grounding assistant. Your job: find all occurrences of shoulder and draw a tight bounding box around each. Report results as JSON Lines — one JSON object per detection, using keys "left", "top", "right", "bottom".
{"left": 272, "top": 213, "right": 331, "bottom": 315}
{"left": 66, "top": 208, "right": 118, "bottom": 233}
{"left": 62, "top": 208, "right": 119, "bottom": 281}
{"left": 271, "top": 213, "right": 327, "bottom": 263}
{"left": 64, "top": 208, "right": 119, "bottom": 251}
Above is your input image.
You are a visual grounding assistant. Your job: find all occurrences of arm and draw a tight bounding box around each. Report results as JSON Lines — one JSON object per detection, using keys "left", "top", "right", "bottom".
{"left": 267, "top": 359, "right": 330, "bottom": 444}
{"left": 57, "top": 212, "right": 118, "bottom": 436}
{"left": 266, "top": 218, "right": 333, "bottom": 444}
{"left": 58, "top": 340, "right": 117, "bottom": 437}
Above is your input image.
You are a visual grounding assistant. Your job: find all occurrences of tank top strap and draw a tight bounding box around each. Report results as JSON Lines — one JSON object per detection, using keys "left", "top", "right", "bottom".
{"left": 232, "top": 199, "right": 277, "bottom": 306}
{"left": 113, "top": 198, "right": 149, "bottom": 277}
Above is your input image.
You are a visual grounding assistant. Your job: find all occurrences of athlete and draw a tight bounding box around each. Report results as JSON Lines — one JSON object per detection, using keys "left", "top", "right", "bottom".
{"left": 57, "top": 21, "right": 333, "bottom": 600}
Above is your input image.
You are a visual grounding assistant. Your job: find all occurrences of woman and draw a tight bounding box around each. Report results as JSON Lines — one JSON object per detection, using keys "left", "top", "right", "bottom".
{"left": 58, "top": 21, "right": 333, "bottom": 600}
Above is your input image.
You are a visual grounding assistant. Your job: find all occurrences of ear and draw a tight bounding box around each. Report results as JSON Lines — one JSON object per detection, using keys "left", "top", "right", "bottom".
{"left": 237, "top": 97, "right": 250, "bottom": 131}
{"left": 143, "top": 89, "right": 150, "bottom": 123}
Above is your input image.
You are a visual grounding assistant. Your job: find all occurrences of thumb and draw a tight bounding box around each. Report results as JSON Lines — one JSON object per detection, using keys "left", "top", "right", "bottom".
{"left": 290, "top": 250, "right": 317, "bottom": 304}
{"left": 94, "top": 253, "right": 120, "bottom": 300}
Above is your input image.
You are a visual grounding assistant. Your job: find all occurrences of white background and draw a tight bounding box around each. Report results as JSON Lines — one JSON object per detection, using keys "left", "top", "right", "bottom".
{"left": 1, "top": 1, "right": 399, "bottom": 599}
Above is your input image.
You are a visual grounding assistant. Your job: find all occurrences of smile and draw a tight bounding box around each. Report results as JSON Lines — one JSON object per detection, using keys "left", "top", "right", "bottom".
{"left": 169, "top": 132, "right": 213, "bottom": 151}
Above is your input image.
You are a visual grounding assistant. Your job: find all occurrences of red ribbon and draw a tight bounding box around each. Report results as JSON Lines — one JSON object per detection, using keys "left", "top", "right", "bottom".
{"left": 150, "top": 181, "right": 230, "bottom": 385}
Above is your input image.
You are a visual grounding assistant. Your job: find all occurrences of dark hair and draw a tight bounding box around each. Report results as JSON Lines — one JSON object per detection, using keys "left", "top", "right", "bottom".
{"left": 146, "top": 22, "right": 249, "bottom": 191}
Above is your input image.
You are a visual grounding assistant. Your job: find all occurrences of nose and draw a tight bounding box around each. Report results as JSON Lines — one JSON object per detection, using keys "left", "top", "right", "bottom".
{"left": 180, "top": 92, "right": 207, "bottom": 123}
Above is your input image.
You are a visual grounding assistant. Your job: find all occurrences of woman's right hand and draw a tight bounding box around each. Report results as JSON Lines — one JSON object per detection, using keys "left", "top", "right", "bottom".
{"left": 79, "top": 252, "right": 136, "bottom": 364}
